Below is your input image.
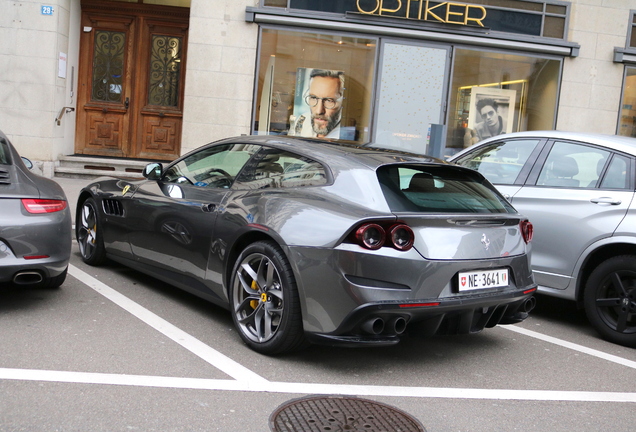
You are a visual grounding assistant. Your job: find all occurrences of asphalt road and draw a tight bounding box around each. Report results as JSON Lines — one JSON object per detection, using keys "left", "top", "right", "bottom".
{"left": 1, "top": 177, "right": 635, "bottom": 431}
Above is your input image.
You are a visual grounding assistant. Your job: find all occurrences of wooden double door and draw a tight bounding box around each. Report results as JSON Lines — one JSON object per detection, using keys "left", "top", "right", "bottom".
{"left": 75, "top": 1, "right": 189, "bottom": 160}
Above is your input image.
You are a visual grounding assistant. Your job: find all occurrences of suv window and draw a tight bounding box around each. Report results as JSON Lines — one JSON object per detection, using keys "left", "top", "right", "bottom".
{"left": 234, "top": 147, "right": 328, "bottom": 190}
{"left": 377, "top": 164, "right": 515, "bottom": 214}
{"left": 600, "top": 155, "right": 630, "bottom": 189}
{"left": 536, "top": 141, "right": 611, "bottom": 188}
{"left": 453, "top": 139, "right": 541, "bottom": 185}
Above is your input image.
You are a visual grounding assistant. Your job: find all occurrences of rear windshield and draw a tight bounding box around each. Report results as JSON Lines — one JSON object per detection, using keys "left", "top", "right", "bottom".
{"left": 377, "top": 164, "right": 515, "bottom": 214}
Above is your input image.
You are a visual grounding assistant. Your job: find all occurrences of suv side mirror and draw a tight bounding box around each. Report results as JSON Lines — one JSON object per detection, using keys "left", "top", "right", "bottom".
{"left": 143, "top": 163, "right": 163, "bottom": 180}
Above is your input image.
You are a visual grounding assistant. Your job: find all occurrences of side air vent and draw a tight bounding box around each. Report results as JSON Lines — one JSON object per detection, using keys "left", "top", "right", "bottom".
{"left": 102, "top": 199, "right": 124, "bottom": 216}
{"left": 0, "top": 169, "right": 10, "bottom": 185}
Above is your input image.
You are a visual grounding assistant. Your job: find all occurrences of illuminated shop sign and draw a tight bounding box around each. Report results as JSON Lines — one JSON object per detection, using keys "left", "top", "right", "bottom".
{"left": 356, "top": 0, "right": 487, "bottom": 27}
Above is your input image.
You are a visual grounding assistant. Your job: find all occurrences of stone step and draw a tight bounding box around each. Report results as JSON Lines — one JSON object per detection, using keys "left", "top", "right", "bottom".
{"left": 55, "top": 155, "right": 152, "bottom": 180}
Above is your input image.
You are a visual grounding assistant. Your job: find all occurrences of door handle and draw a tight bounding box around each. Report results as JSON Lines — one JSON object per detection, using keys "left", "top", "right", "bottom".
{"left": 590, "top": 197, "right": 622, "bottom": 205}
{"left": 202, "top": 203, "right": 216, "bottom": 212}
{"left": 125, "top": 97, "right": 129, "bottom": 109}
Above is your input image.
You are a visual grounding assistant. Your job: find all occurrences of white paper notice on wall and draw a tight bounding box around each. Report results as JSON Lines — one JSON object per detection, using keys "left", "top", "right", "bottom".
{"left": 58, "top": 52, "right": 67, "bottom": 78}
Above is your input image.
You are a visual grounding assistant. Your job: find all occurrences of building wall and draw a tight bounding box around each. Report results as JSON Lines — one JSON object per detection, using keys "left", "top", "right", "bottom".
{"left": 181, "top": 0, "right": 257, "bottom": 155}
{"left": 0, "top": 0, "right": 78, "bottom": 173}
{"left": 558, "top": 0, "right": 630, "bottom": 134}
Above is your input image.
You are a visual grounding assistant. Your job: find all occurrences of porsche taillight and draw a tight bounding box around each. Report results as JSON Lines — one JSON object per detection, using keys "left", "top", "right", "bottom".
{"left": 353, "top": 222, "right": 414, "bottom": 251}
{"left": 520, "top": 219, "right": 533, "bottom": 244}
{"left": 22, "top": 199, "right": 67, "bottom": 214}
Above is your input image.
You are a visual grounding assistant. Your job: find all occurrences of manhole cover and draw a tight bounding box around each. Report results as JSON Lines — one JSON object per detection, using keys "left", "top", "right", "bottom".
{"left": 269, "top": 395, "right": 426, "bottom": 432}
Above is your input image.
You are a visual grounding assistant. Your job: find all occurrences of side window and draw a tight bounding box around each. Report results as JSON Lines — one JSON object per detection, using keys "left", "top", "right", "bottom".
{"left": 453, "top": 139, "right": 541, "bottom": 185}
{"left": 234, "top": 148, "right": 328, "bottom": 190}
{"left": 162, "top": 143, "right": 259, "bottom": 188}
{"left": 600, "top": 154, "right": 630, "bottom": 189}
{"left": 537, "top": 141, "right": 610, "bottom": 188}
{"left": 0, "top": 142, "right": 8, "bottom": 165}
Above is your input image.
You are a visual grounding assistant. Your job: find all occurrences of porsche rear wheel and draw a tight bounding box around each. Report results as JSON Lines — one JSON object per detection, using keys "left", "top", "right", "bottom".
{"left": 77, "top": 198, "right": 107, "bottom": 266}
{"left": 230, "top": 241, "right": 306, "bottom": 355}
{"left": 584, "top": 255, "right": 636, "bottom": 347}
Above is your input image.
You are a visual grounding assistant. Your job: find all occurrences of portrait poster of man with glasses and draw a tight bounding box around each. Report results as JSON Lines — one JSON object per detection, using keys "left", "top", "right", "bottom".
{"left": 289, "top": 68, "right": 351, "bottom": 140}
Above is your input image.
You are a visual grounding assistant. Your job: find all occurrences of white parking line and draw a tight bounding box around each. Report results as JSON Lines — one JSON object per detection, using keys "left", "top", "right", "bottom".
{"left": 1, "top": 367, "right": 635, "bottom": 402}
{"left": 68, "top": 265, "right": 268, "bottom": 386}
{"left": 502, "top": 325, "right": 636, "bottom": 369}
{"left": 3, "top": 264, "right": 634, "bottom": 403}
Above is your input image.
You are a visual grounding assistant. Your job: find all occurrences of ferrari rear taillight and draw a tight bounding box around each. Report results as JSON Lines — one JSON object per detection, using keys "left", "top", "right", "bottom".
{"left": 520, "top": 219, "right": 533, "bottom": 244}
{"left": 355, "top": 223, "right": 385, "bottom": 250}
{"left": 22, "top": 199, "right": 67, "bottom": 214}
{"left": 389, "top": 224, "right": 414, "bottom": 251}
{"left": 353, "top": 222, "right": 415, "bottom": 251}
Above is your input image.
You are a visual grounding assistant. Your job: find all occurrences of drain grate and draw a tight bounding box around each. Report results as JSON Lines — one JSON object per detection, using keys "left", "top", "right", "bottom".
{"left": 269, "top": 395, "right": 426, "bottom": 432}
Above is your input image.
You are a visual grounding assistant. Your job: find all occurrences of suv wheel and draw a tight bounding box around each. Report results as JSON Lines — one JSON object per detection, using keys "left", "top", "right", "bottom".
{"left": 584, "top": 255, "right": 636, "bottom": 347}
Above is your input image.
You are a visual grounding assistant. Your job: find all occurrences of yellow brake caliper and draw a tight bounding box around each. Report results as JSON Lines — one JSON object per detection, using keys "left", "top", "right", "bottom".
{"left": 250, "top": 280, "right": 260, "bottom": 309}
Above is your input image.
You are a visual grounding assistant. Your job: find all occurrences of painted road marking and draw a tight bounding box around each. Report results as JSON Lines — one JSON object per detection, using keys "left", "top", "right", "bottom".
{"left": 503, "top": 325, "right": 636, "bottom": 369}
{"left": 1, "top": 264, "right": 634, "bottom": 404}
{"left": 68, "top": 265, "right": 268, "bottom": 385}
{"left": 1, "top": 367, "right": 635, "bottom": 403}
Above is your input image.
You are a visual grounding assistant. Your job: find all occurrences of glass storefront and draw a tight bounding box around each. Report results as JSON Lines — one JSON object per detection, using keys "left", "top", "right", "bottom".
{"left": 254, "top": 29, "right": 377, "bottom": 142}
{"left": 253, "top": 27, "right": 562, "bottom": 157}
{"left": 619, "top": 67, "right": 636, "bottom": 138}
{"left": 446, "top": 48, "right": 561, "bottom": 156}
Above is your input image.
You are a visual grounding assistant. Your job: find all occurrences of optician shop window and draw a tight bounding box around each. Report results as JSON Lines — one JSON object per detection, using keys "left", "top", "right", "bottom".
{"left": 446, "top": 48, "right": 561, "bottom": 156}
{"left": 253, "top": 28, "right": 377, "bottom": 143}
{"left": 618, "top": 12, "right": 636, "bottom": 138}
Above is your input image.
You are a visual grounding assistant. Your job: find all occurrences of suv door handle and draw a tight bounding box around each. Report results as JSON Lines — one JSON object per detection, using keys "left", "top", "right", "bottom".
{"left": 202, "top": 203, "right": 216, "bottom": 212}
{"left": 590, "top": 197, "right": 622, "bottom": 205}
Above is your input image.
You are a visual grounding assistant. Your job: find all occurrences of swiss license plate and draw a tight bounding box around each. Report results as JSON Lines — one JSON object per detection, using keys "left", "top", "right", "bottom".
{"left": 458, "top": 268, "right": 509, "bottom": 291}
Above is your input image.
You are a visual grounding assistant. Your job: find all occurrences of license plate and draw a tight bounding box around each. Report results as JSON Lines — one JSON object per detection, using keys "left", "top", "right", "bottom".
{"left": 458, "top": 268, "right": 509, "bottom": 291}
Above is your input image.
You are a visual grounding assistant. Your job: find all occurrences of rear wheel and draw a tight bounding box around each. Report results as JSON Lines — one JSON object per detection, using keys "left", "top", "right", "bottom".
{"left": 76, "top": 198, "right": 107, "bottom": 266}
{"left": 230, "top": 241, "right": 306, "bottom": 355}
{"left": 584, "top": 255, "right": 636, "bottom": 347}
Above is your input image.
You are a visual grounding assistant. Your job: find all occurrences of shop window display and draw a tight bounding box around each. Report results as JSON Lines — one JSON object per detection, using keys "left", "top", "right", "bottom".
{"left": 253, "top": 29, "right": 377, "bottom": 142}
{"left": 446, "top": 48, "right": 561, "bottom": 156}
{"left": 619, "top": 67, "right": 636, "bottom": 138}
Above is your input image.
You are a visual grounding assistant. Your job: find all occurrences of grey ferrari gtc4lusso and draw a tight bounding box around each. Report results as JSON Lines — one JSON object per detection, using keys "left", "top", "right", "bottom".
{"left": 76, "top": 136, "right": 536, "bottom": 354}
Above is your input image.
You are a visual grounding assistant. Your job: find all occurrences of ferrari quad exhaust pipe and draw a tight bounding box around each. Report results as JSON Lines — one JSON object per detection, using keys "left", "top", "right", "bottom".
{"left": 13, "top": 271, "right": 43, "bottom": 285}
{"left": 361, "top": 317, "right": 385, "bottom": 335}
{"left": 361, "top": 316, "right": 408, "bottom": 335}
{"left": 388, "top": 317, "right": 407, "bottom": 335}
{"left": 521, "top": 296, "right": 537, "bottom": 313}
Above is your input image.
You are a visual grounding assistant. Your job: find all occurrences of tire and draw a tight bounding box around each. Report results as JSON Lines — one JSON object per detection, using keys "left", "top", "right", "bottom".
{"left": 584, "top": 255, "right": 636, "bottom": 347}
{"left": 76, "top": 198, "right": 107, "bottom": 266}
{"left": 40, "top": 267, "right": 68, "bottom": 289}
{"left": 230, "top": 241, "right": 306, "bottom": 355}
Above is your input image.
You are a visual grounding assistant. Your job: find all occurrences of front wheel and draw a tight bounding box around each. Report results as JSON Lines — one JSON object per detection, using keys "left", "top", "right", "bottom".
{"left": 584, "top": 255, "right": 636, "bottom": 347}
{"left": 76, "top": 198, "right": 107, "bottom": 266}
{"left": 230, "top": 241, "right": 306, "bottom": 355}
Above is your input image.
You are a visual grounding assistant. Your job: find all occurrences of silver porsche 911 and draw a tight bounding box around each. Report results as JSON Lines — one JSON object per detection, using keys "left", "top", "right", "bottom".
{"left": 76, "top": 136, "right": 536, "bottom": 354}
{"left": 0, "top": 130, "right": 72, "bottom": 289}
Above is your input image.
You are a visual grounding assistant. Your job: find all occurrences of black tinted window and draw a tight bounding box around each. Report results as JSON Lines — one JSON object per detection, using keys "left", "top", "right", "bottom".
{"left": 377, "top": 164, "right": 515, "bottom": 214}
{"left": 0, "top": 141, "right": 9, "bottom": 165}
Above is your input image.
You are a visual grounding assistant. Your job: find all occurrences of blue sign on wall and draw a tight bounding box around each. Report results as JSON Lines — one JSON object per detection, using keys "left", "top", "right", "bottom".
{"left": 41, "top": 5, "right": 54, "bottom": 15}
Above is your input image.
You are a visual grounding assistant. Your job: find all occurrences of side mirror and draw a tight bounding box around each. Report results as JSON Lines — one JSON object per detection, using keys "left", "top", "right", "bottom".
{"left": 21, "top": 156, "right": 33, "bottom": 170}
{"left": 143, "top": 162, "right": 163, "bottom": 180}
